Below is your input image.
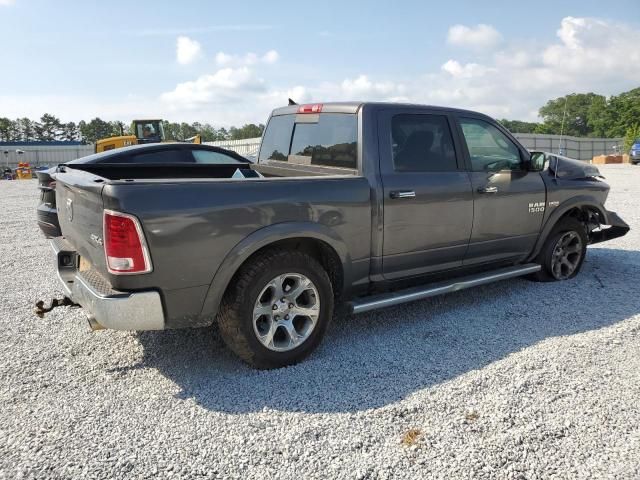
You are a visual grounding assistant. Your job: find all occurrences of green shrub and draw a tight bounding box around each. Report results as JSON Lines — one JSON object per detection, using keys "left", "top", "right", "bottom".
{"left": 623, "top": 124, "right": 640, "bottom": 152}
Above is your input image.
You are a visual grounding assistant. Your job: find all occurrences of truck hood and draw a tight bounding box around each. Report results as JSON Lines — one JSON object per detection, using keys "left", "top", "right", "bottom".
{"left": 548, "top": 154, "right": 602, "bottom": 179}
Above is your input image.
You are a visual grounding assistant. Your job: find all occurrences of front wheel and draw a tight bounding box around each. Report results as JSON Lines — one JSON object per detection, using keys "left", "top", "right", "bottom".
{"left": 217, "top": 249, "right": 334, "bottom": 369}
{"left": 531, "top": 217, "right": 588, "bottom": 282}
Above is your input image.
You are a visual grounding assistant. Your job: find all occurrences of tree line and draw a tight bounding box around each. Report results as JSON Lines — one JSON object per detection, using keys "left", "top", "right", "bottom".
{"left": 498, "top": 87, "right": 640, "bottom": 150}
{"left": 0, "top": 116, "right": 265, "bottom": 144}
{"left": 1, "top": 86, "right": 638, "bottom": 148}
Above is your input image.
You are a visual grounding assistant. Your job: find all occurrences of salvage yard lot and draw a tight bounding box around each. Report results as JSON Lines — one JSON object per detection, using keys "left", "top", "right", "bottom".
{"left": 1, "top": 165, "right": 639, "bottom": 479}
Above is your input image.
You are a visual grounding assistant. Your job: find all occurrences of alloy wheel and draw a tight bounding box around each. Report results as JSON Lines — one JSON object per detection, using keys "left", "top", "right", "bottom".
{"left": 252, "top": 273, "right": 320, "bottom": 352}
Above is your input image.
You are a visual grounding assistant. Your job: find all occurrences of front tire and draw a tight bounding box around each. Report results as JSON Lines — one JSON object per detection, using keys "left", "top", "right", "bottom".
{"left": 217, "top": 249, "right": 334, "bottom": 369}
{"left": 532, "top": 217, "right": 588, "bottom": 282}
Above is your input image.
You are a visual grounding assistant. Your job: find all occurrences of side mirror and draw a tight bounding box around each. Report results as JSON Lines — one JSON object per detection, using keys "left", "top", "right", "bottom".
{"left": 529, "top": 152, "right": 546, "bottom": 172}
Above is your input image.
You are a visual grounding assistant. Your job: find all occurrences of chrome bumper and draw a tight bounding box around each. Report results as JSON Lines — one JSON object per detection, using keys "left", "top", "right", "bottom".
{"left": 51, "top": 238, "right": 165, "bottom": 330}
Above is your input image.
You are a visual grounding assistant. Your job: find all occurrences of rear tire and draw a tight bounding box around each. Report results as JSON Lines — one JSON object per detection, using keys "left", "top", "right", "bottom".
{"left": 217, "top": 249, "right": 334, "bottom": 369}
{"left": 531, "top": 217, "right": 588, "bottom": 282}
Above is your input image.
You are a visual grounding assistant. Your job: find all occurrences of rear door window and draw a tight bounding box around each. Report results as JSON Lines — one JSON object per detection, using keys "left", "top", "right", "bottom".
{"left": 391, "top": 114, "right": 457, "bottom": 171}
{"left": 259, "top": 113, "right": 357, "bottom": 170}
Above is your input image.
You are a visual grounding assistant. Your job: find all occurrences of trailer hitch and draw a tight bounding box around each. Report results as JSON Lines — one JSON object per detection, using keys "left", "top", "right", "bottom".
{"left": 34, "top": 297, "right": 77, "bottom": 318}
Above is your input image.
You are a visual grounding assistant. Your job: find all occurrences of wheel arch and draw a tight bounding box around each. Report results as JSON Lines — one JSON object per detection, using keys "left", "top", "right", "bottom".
{"left": 527, "top": 196, "right": 607, "bottom": 262}
{"left": 200, "top": 222, "right": 350, "bottom": 320}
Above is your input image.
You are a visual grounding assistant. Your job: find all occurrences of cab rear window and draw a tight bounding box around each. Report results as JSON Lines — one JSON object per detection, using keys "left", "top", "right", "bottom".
{"left": 259, "top": 113, "right": 357, "bottom": 170}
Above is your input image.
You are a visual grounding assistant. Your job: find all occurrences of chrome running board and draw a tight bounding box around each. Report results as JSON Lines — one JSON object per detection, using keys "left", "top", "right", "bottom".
{"left": 348, "top": 263, "right": 541, "bottom": 314}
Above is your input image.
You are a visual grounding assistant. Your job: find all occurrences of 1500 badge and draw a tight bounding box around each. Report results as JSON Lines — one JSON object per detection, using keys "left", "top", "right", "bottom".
{"left": 528, "top": 202, "right": 545, "bottom": 214}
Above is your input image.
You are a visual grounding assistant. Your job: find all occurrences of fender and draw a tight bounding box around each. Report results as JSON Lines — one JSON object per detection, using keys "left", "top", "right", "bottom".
{"left": 526, "top": 195, "right": 608, "bottom": 262}
{"left": 199, "top": 221, "right": 352, "bottom": 320}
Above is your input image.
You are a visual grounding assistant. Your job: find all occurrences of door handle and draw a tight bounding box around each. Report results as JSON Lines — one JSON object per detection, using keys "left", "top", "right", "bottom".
{"left": 390, "top": 190, "right": 416, "bottom": 199}
{"left": 477, "top": 186, "right": 498, "bottom": 194}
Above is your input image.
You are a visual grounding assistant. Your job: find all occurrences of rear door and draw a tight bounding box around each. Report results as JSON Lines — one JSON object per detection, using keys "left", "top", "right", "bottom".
{"left": 378, "top": 108, "right": 473, "bottom": 279}
{"left": 455, "top": 115, "right": 546, "bottom": 264}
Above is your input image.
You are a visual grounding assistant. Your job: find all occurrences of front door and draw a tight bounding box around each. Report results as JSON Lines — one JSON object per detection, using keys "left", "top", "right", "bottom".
{"left": 456, "top": 116, "right": 546, "bottom": 265}
{"left": 379, "top": 109, "right": 474, "bottom": 280}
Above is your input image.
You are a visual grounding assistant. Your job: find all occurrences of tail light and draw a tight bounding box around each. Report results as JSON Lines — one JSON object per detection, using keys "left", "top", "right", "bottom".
{"left": 103, "top": 209, "right": 152, "bottom": 274}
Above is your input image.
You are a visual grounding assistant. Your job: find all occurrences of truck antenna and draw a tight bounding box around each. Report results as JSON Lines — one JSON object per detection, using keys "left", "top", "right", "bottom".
{"left": 558, "top": 96, "right": 568, "bottom": 155}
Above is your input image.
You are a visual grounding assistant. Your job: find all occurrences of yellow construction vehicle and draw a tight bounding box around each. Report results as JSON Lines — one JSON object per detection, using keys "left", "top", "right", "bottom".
{"left": 95, "top": 119, "right": 201, "bottom": 153}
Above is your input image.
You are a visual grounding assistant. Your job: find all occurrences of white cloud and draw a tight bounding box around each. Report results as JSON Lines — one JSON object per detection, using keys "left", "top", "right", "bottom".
{"left": 447, "top": 24, "right": 503, "bottom": 50}
{"left": 214, "top": 52, "right": 233, "bottom": 65}
{"left": 441, "top": 60, "right": 493, "bottom": 79}
{"left": 176, "top": 36, "right": 202, "bottom": 65}
{"left": 286, "top": 86, "right": 311, "bottom": 103}
{"left": 542, "top": 16, "right": 640, "bottom": 77}
{"left": 0, "top": 0, "right": 15, "bottom": 5}
{"left": 494, "top": 49, "right": 532, "bottom": 68}
{"left": 215, "top": 50, "right": 280, "bottom": 67}
{"left": 156, "top": 17, "right": 639, "bottom": 124}
{"left": 339, "top": 75, "right": 404, "bottom": 98}
{"left": 555, "top": 16, "right": 610, "bottom": 49}
{"left": 160, "top": 67, "right": 265, "bottom": 110}
{"left": 429, "top": 16, "right": 640, "bottom": 119}
{"left": 262, "top": 50, "right": 279, "bottom": 64}
{"left": 7, "top": 17, "right": 638, "bottom": 127}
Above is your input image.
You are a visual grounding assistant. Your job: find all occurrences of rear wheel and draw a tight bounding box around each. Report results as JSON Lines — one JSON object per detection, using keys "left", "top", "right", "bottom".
{"left": 218, "top": 249, "right": 334, "bottom": 369}
{"left": 532, "top": 217, "right": 587, "bottom": 282}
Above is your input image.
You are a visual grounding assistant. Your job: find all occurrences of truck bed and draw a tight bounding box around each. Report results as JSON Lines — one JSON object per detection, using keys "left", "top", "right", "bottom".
{"left": 54, "top": 164, "right": 372, "bottom": 327}
{"left": 62, "top": 160, "right": 359, "bottom": 180}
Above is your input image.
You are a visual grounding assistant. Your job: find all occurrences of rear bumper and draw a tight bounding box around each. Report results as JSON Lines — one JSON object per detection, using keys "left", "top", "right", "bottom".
{"left": 51, "top": 237, "right": 165, "bottom": 330}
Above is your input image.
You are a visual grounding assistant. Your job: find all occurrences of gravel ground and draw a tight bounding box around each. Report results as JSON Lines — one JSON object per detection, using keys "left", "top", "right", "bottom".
{"left": 1, "top": 165, "right": 639, "bottom": 479}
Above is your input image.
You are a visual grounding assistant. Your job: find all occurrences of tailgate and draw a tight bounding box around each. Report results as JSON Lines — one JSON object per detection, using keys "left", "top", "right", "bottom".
{"left": 55, "top": 168, "right": 109, "bottom": 276}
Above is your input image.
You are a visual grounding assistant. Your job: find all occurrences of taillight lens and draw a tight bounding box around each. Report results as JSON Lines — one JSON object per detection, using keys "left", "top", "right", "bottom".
{"left": 297, "top": 103, "right": 323, "bottom": 114}
{"left": 103, "top": 209, "right": 152, "bottom": 274}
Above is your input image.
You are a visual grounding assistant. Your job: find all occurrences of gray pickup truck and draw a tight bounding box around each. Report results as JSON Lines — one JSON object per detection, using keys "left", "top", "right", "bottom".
{"left": 48, "top": 102, "right": 629, "bottom": 369}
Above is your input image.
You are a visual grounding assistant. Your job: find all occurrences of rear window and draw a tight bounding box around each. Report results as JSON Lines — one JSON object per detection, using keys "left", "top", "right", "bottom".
{"left": 191, "top": 150, "right": 244, "bottom": 164}
{"left": 259, "top": 113, "right": 357, "bottom": 170}
{"left": 127, "top": 149, "right": 186, "bottom": 163}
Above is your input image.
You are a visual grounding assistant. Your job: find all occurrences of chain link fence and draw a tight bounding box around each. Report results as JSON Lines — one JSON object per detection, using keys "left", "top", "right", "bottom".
{"left": 513, "top": 134, "right": 623, "bottom": 161}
